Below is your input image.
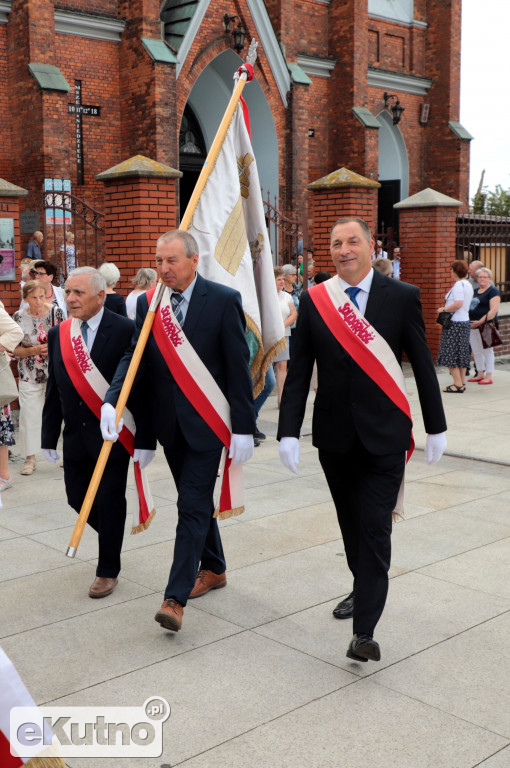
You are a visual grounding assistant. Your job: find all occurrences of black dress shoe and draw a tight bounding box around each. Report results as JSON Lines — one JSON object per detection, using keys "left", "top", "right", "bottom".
{"left": 254, "top": 436, "right": 261, "bottom": 447}
{"left": 332, "top": 592, "right": 354, "bottom": 619}
{"left": 254, "top": 428, "right": 266, "bottom": 440}
{"left": 346, "top": 634, "right": 381, "bottom": 662}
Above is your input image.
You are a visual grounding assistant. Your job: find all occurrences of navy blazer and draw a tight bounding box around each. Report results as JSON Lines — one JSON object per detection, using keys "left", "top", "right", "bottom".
{"left": 104, "top": 273, "right": 256, "bottom": 452}
{"left": 278, "top": 269, "right": 447, "bottom": 455}
{"left": 42, "top": 308, "right": 135, "bottom": 461}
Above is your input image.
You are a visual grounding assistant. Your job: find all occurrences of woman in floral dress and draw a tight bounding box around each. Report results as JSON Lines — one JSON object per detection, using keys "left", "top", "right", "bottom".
{"left": 13, "top": 280, "right": 65, "bottom": 475}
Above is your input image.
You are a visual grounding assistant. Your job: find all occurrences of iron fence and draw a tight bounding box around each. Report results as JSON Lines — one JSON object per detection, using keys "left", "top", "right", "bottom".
{"left": 457, "top": 213, "right": 510, "bottom": 301}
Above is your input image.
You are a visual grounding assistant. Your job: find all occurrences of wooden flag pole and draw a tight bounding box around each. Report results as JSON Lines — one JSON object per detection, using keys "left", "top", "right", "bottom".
{"left": 66, "top": 42, "right": 258, "bottom": 558}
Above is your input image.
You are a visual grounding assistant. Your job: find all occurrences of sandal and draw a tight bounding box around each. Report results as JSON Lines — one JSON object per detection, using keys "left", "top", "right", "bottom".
{"left": 20, "top": 459, "right": 36, "bottom": 476}
{"left": 443, "top": 385, "right": 464, "bottom": 393}
{"left": 0, "top": 475, "right": 13, "bottom": 490}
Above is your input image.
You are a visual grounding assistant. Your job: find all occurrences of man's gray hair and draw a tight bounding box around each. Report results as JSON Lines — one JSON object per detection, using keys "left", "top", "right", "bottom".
{"left": 67, "top": 266, "right": 106, "bottom": 294}
{"left": 157, "top": 230, "right": 198, "bottom": 258}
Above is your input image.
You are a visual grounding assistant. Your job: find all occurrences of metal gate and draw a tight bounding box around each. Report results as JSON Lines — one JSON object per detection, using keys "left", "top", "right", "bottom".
{"left": 43, "top": 186, "right": 104, "bottom": 284}
{"left": 262, "top": 190, "right": 300, "bottom": 266}
{"left": 456, "top": 213, "right": 510, "bottom": 301}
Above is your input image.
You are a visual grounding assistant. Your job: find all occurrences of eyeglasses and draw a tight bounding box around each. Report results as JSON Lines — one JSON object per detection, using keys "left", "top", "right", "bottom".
{"left": 31, "top": 271, "right": 47, "bottom": 277}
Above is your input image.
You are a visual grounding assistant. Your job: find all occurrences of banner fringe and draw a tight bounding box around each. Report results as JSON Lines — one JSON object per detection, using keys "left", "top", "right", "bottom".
{"left": 246, "top": 310, "right": 286, "bottom": 398}
{"left": 213, "top": 504, "right": 245, "bottom": 520}
{"left": 131, "top": 507, "right": 156, "bottom": 535}
{"left": 26, "top": 741, "right": 66, "bottom": 768}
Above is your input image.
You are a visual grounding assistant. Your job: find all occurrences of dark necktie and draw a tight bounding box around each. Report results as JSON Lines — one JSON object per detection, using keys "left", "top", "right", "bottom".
{"left": 171, "top": 292, "right": 184, "bottom": 325}
{"left": 81, "top": 321, "right": 89, "bottom": 347}
{"left": 345, "top": 286, "right": 361, "bottom": 310}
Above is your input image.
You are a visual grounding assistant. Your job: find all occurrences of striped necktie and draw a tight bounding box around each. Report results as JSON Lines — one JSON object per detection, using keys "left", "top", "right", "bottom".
{"left": 171, "top": 292, "right": 184, "bottom": 325}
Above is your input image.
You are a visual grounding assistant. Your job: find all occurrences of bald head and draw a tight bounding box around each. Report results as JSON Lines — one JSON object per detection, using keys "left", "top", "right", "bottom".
{"left": 469, "top": 260, "right": 484, "bottom": 279}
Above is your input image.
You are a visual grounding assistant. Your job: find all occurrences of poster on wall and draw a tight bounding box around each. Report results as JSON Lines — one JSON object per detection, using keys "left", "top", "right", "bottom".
{"left": 0, "top": 218, "right": 16, "bottom": 281}
{"left": 45, "top": 178, "right": 72, "bottom": 225}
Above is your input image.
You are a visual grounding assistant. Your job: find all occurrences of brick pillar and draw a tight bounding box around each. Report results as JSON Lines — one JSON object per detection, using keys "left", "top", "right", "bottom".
{"left": 0, "top": 178, "right": 28, "bottom": 314}
{"left": 307, "top": 167, "right": 380, "bottom": 271}
{"left": 96, "top": 155, "right": 181, "bottom": 294}
{"left": 395, "top": 187, "right": 462, "bottom": 357}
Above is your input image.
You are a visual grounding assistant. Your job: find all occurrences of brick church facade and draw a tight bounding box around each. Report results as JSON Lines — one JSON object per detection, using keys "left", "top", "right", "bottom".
{"left": 0, "top": 0, "right": 470, "bottom": 299}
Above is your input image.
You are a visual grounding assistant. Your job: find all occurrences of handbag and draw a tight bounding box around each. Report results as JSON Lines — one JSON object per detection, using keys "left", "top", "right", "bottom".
{"left": 479, "top": 320, "right": 503, "bottom": 349}
{"left": 436, "top": 311, "right": 453, "bottom": 329}
{"left": 0, "top": 352, "right": 18, "bottom": 407}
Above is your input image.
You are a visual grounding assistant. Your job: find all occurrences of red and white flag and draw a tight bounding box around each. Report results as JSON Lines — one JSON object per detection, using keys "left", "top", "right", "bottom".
{"left": 0, "top": 647, "right": 65, "bottom": 767}
{"left": 188, "top": 95, "right": 285, "bottom": 396}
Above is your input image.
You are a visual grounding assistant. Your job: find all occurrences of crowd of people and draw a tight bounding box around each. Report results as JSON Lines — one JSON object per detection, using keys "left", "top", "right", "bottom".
{"left": 0, "top": 223, "right": 503, "bottom": 663}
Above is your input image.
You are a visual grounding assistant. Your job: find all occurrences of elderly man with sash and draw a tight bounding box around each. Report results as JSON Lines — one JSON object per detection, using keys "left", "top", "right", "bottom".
{"left": 42, "top": 267, "right": 143, "bottom": 599}
{"left": 278, "top": 217, "right": 447, "bottom": 663}
{"left": 101, "top": 230, "right": 255, "bottom": 633}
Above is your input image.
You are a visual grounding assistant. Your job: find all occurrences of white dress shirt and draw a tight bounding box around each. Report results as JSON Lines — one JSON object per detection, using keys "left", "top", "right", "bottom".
{"left": 81, "top": 307, "right": 104, "bottom": 351}
{"left": 339, "top": 268, "right": 374, "bottom": 316}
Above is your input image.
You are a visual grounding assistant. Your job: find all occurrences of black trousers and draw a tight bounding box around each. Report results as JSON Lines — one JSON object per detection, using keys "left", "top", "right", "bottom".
{"left": 319, "top": 437, "right": 405, "bottom": 637}
{"left": 163, "top": 428, "right": 225, "bottom": 606}
{"left": 64, "top": 453, "right": 130, "bottom": 578}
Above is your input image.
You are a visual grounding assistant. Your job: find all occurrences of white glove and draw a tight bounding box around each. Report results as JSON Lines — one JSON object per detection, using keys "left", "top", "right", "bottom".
{"left": 42, "top": 448, "right": 60, "bottom": 463}
{"left": 279, "top": 436, "right": 300, "bottom": 474}
{"left": 425, "top": 432, "right": 447, "bottom": 465}
{"left": 100, "top": 403, "right": 123, "bottom": 442}
{"left": 228, "top": 434, "right": 254, "bottom": 466}
{"left": 133, "top": 448, "right": 156, "bottom": 469}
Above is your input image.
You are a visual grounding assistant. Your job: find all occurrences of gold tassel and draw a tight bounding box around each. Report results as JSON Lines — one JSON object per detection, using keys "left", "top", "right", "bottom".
{"left": 130, "top": 507, "right": 156, "bottom": 535}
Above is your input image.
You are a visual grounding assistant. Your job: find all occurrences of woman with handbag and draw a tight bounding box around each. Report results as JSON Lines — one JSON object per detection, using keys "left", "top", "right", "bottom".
{"left": 0, "top": 301, "right": 24, "bottom": 490}
{"left": 436, "top": 260, "right": 474, "bottom": 393}
{"left": 468, "top": 267, "right": 501, "bottom": 386}
{"left": 13, "top": 281, "right": 65, "bottom": 475}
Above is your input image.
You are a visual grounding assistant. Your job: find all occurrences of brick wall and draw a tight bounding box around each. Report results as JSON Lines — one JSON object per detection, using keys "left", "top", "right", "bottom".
{"left": 0, "top": 0, "right": 468, "bottom": 306}
{"left": 0, "top": 26, "right": 11, "bottom": 181}
{"left": 101, "top": 175, "right": 179, "bottom": 294}
{"left": 309, "top": 186, "right": 379, "bottom": 272}
{"left": 398, "top": 204, "right": 459, "bottom": 356}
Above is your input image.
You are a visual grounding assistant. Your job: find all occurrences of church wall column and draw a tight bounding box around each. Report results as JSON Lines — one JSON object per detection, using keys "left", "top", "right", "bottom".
{"left": 396, "top": 188, "right": 462, "bottom": 356}
{"left": 97, "top": 155, "right": 181, "bottom": 293}
{"left": 307, "top": 167, "right": 380, "bottom": 272}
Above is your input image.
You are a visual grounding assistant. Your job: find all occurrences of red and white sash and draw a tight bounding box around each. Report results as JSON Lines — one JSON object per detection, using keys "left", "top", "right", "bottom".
{"left": 309, "top": 277, "right": 414, "bottom": 517}
{"left": 148, "top": 286, "right": 244, "bottom": 520}
{"left": 59, "top": 318, "right": 155, "bottom": 534}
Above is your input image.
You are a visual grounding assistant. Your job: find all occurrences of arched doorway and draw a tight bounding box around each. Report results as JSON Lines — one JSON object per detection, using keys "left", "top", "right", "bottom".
{"left": 377, "top": 110, "right": 409, "bottom": 241}
{"left": 179, "top": 49, "right": 279, "bottom": 220}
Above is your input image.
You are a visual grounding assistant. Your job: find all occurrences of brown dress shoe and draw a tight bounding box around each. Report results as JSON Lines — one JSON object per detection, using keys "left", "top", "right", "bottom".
{"left": 89, "top": 576, "right": 118, "bottom": 598}
{"left": 154, "top": 599, "right": 183, "bottom": 631}
{"left": 189, "top": 569, "right": 227, "bottom": 599}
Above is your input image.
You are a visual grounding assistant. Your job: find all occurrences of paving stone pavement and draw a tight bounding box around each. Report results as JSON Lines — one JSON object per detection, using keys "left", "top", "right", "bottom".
{"left": 1, "top": 368, "right": 509, "bottom": 767}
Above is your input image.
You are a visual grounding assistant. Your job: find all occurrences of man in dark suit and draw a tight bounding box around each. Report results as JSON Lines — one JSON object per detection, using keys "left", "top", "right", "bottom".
{"left": 278, "top": 217, "right": 447, "bottom": 662}
{"left": 101, "top": 230, "right": 255, "bottom": 632}
{"left": 42, "top": 267, "right": 135, "bottom": 599}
